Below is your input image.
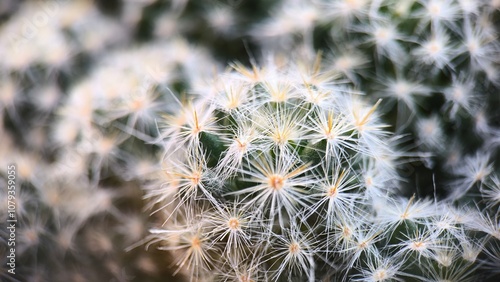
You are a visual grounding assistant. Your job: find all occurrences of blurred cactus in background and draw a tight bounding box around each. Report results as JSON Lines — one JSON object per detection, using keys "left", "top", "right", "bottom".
{"left": 0, "top": 0, "right": 499, "bottom": 281}
{"left": 0, "top": 0, "right": 216, "bottom": 280}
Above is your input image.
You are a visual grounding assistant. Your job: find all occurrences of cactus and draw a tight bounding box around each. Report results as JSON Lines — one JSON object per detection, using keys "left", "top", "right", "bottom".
{"left": 1, "top": 0, "right": 499, "bottom": 281}
{"left": 250, "top": 0, "right": 500, "bottom": 197}
{"left": 143, "top": 54, "right": 498, "bottom": 281}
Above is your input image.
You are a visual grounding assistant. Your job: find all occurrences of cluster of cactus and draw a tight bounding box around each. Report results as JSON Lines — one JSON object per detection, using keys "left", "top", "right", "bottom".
{"left": 149, "top": 55, "right": 500, "bottom": 281}
{"left": 0, "top": 0, "right": 499, "bottom": 281}
{"left": 147, "top": 0, "right": 500, "bottom": 281}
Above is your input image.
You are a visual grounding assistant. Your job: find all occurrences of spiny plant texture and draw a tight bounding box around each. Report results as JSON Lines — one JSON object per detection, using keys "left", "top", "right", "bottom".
{"left": 1, "top": 0, "right": 499, "bottom": 281}
{"left": 250, "top": 0, "right": 500, "bottom": 200}
{"left": 146, "top": 55, "right": 499, "bottom": 281}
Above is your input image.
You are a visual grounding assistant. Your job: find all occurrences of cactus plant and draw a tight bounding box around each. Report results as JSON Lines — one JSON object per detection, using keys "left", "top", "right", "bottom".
{"left": 144, "top": 55, "right": 499, "bottom": 281}
{"left": 1, "top": 0, "right": 499, "bottom": 281}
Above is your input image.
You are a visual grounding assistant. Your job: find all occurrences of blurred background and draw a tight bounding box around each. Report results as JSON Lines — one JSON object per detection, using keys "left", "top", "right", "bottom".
{"left": 0, "top": 0, "right": 269, "bottom": 281}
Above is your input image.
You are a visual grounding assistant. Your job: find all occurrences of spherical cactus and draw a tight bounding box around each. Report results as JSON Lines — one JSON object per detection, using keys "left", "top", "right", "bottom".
{"left": 146, "top": 55, "right": 404, "bottom": 280}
